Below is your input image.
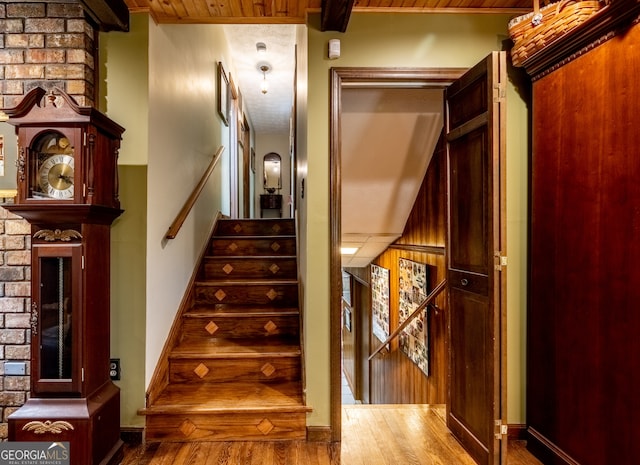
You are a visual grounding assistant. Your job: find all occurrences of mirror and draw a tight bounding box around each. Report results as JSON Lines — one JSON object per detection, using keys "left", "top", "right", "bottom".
{"left": 263, "top": 152, "right": 281, "bottom": 194}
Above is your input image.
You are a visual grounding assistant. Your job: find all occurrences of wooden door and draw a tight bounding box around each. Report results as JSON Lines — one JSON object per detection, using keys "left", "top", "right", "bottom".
{"left": 445, "top": 51, "right": 507, "bottom": 465}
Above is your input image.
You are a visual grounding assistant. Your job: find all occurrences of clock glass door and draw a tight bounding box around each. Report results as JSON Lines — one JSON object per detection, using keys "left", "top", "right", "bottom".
{"left": 27, "top": 129, "right": 76, "bottom": 200}
{"left": 32, "top": 244, "right": 82, "bottom": 395}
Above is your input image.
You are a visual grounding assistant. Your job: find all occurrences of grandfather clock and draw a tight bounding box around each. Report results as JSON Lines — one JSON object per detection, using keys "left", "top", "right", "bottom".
{"left": 3, "top": 87, "right": 125, "bottom": 465}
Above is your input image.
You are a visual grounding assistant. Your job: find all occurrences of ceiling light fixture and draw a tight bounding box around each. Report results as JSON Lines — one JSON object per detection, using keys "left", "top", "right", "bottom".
{"left": 260, "top": 64, "right": 270, "bottom": 94}
{"left": 256, "top": 42, "right": 267, "bottom": 55}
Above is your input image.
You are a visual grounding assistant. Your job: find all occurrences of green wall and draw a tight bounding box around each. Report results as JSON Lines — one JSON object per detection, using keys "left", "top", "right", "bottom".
{"left": 301, "top": 12, "right": 528, "bottom": 426}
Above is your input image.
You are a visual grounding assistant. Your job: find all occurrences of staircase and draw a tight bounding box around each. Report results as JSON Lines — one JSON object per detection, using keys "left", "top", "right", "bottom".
{"left": 141, "top": 218, "right": 310, "bottom": 441}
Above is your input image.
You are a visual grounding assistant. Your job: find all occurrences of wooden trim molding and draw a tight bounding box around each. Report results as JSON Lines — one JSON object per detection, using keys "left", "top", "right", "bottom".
{"left": 306, "top": 426, "right": 332, "bottom": 442}
{"left": 329, "top": 67, "right": 465, "bottom": 444}
{"left": 507, "top": 424, "right": 527, "bottom": 440}
{"left": 389, "top": 244, "right": 445, "bottom": 255}
{"left": 527, "top": 427, "right": 581, "bottom": 465}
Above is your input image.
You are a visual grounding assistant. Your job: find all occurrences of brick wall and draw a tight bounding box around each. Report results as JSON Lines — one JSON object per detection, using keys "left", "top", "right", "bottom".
{"left": 0, "top": 1, "right": 98, "bottom": 108}
{"left": 0, "top": 200, "right": 30, "bottom": 440}
{"left": 0, "top": 1, "right": 99, "bottom": 440}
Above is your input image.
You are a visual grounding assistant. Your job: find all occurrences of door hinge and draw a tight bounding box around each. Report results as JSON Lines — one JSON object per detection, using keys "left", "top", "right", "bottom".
{"left": 494, "top": 251, "right": 507, "bottom": 271}
{"left": 494, "top": 419, "right": 508, "bottom": 439}
{"left": 493, "top": 83, "right": 506, "bottom": 103}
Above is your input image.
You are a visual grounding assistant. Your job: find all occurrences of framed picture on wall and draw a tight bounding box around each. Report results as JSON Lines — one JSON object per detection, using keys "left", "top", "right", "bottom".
{"left": 217, "top": 61, "right": 229, "bottom": 127}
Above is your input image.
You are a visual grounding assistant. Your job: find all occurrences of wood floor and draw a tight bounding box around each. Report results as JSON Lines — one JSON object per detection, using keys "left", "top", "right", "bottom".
{"left": 122, "top": 405, "right": 542, "bottom": 465}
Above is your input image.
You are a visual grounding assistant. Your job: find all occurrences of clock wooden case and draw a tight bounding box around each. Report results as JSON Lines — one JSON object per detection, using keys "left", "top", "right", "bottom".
{"left": 3, "top": 87, "right": 125, "bottom": 465}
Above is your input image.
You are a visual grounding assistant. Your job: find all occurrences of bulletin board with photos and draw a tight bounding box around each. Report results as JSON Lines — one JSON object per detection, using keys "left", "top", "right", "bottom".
{"left": 398, "top": 258, "right": 430, "bottom": 376}
{"left": 371, "top": 264, "right": 390, "bottom": 343}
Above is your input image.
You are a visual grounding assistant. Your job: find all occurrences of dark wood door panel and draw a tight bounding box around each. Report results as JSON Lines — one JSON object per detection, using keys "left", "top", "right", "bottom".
{"left": 449, "top": 288, "right": 492, "bottom": 443}
{"left": 446, "top": 51, "right": 506, "bottom": 465}
{"left": 449, "top": 126, "right": 489, "bottom": 275}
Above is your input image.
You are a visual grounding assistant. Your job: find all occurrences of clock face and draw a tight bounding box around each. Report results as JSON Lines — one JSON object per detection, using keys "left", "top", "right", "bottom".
{"left": 39, "top": 154, "right": 75, "bottom": 199}
{"left": 30, "top": 132, "right": 75, "bottom": 200}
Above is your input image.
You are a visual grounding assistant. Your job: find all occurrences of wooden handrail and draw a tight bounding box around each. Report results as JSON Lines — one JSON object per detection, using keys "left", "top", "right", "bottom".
{"left": 165, "top": 146, "right": 225, "bottom": 239}
{"left": 368, "top": 279, "right": 447, "bottom": 361}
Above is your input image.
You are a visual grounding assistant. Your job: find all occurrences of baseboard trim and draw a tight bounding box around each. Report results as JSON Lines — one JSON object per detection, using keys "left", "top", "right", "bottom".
{"left": 306, "top": 426, "right": 332, "bottom": 442}
{"left": 527, "top": 427, "right": 580, "bottom": 465}
{"left": 120, "top": 427, "right": 144, "bottom": 446}
{"left": 507, "top": 423, "right": 527, "bottom": 440}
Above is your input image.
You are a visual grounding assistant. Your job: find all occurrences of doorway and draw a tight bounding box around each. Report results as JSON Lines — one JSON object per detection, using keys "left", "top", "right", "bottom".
{"left": 330, "top": 58, "right": 507, "bottom": 465}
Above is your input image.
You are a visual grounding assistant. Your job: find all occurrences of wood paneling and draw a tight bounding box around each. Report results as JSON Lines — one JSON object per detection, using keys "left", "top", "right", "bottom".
{"left": 123, "top": 0, "right": 529, "bottom": 24}
{"left": 366, "top": 134, "right": 448, "bottom": 405}
{"left": 528, "top": 19, "right": 640, "bottom": 465}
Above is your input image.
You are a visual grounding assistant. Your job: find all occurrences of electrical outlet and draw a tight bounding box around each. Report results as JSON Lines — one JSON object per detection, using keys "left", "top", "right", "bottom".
{"left": 109, "top": 359, "right": 120, "bottom": 380}
{"left": 5, "top": 361, "right": 26, "bottom": 375}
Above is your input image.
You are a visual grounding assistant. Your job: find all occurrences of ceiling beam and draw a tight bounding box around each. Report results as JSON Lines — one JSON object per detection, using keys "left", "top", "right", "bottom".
{"left": 321, "top": 0, "right": 354, "bottom": 32}
{"left": 81, "top": 0, "right": 130, "bottom": 31}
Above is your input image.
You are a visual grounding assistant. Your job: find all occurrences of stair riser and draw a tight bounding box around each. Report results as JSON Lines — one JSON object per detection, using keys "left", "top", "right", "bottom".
{"left": 145, "top": 412, "right": 306, "bottom": 442}
{"left": 195, "top": 285, "right": 298, "bottom": 306}
{"left": 182, "top": 316, "right": 299, "bottom": 338}
{"left": 210, "top": 238, "right": 296, "bottom": 257}
{"left": 215, "top": 219, "right": 295, "bottom": 237}
{"left": 202, "top": 258, "right": 297, "bottom": 280}
{"left": 169, "top": 358, "right": 301, "bottom": 384}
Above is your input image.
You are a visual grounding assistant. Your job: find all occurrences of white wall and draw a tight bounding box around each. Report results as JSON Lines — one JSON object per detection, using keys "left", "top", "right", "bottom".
{"left": 255, "top": 132, "right": 292, "bottom": 218}
{"left": 145, "top": 22, "right": 232, "bottom": 386}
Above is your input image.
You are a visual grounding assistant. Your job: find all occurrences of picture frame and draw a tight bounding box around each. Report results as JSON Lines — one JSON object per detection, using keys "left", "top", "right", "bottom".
{"left": 217, "top": 61, "right": 229, "bottom": 127}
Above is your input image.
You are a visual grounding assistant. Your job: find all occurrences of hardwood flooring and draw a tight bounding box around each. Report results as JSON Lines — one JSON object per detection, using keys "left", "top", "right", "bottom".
{"left": 122, "top": 405, "right": 542, "bottom": 465}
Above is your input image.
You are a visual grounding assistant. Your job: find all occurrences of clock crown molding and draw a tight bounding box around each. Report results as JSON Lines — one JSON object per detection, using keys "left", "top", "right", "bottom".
{"left": 3, "top": 87, "right": 125, "bottom": 138}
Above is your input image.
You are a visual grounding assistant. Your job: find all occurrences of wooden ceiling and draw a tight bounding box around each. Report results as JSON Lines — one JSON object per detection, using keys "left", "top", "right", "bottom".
{"left": 123, "top": 0, "right": 531, "bottom": 29}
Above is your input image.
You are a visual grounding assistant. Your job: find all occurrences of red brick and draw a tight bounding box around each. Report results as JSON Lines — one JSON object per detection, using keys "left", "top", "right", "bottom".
{"left": 0, "top": 19, "right": 24, "bottom": 34}
{"left": 5, "top": 346, "right": 30, "bottom": 360}
{"left": 4, "top": 376, "right": 29, "bottom": 391}
{"left": 6, "top": 250, "right": 30, "bottom": 266}
{"left": 0, "top": 268, "right": 25, "bottom": 282}
{"left": 0, "top": 328, "right": 25, "bottom": 344}
{"left": 3, "top": 235, "right": 25, "bottom": 250}
{"left": 66, "top": 19, "right": 88, "bottom": 33}
{"left": 45, "top": 33, "right": 86, "bottom": 48}
{"left": 25, "top": 18, "right": 64, "bottom": 33}
{"left": 25, "top": 49, "right": 65, "bottom": 64}
{"left": 5, "top": 281, "right": 30, "bottom": 297}
{"left": 0, "top": 49, "right": 24, "bottom": 64}
{"left": 5, "top": 219, "right": 30, "bottom": 234}
{"left": 67, "top": 49, "right": 94, "bottom": 68}
{"left": 4, "top": 64, "right": 45, "bottom": 79}
{"left": 1, "top": 79, "right": 23, "bottom": 95}
{"left": 48, "top": 3, "right": 84, "bottom": 18}
{"left": 7, "top": 3, "right": 45, "bottom": 18}
{"left": 0, "top": 297, "right": 25, "bottom": 313}
{"left": 5, "top": 312, "right": 30, "bottom": 328}
{"left": 46, "top": 63, "right": 85, "bottom": 80}
{"left": 0, "top": 391, "right": 26, "bottom": 406}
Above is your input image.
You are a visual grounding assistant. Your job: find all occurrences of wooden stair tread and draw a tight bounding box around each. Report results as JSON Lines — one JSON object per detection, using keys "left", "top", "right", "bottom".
{"left": 212, "top": 235, "right": 296, "bottom": 240}
{"left": 172, "top": 337, "right": 301, "bottom": 357}
{"left": 186, "top": 305, "right": 299, "bottom": 317}
{"left": 205, "top": 255, "right": 296, "bottom": 259}
{"left": 196, "top": 279, "right": 297, "bottom": 286}
{"left": 141, "top": 382, "right": 310, "bottom": 414}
